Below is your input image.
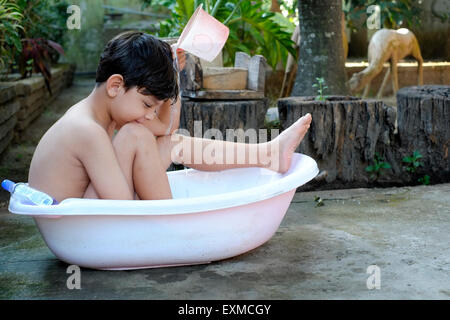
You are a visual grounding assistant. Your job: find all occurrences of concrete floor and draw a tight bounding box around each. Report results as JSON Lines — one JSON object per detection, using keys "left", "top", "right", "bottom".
{"left": 0, "top": 76, "right": 449, "bottom": 299}
{"left": 1, "top": 183, "right": 449, "bottom": 299}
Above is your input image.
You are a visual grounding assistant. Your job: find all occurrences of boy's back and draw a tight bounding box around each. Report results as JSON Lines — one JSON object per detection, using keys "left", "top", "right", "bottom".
{"left": 28, "top": 100, "right": 108, "bottom": 203}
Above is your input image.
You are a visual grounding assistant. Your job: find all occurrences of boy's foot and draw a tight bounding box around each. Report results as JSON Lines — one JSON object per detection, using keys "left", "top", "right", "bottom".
{"left": 266, "top": 113, "right": 312, "bottom": 173}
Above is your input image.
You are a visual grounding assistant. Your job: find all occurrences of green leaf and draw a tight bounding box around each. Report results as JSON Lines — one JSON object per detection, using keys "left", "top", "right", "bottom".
{"left": 380, "top": 162, "right": 391, "bottom": 169}
{"left": 176, "top": 0, "right": 195, "bottom": 25}
{"left": 420, "top": 175, "right": 430, "bottom": 185}
{"left": 402, "top": 156, "right": 413, "bottom": 163}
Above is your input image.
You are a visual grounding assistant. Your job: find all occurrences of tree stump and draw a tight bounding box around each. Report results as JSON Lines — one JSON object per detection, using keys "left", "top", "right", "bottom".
{"left": 166, "top": 98, "right": 269, "bottom": 172}
{"left": 179, "top": 98, "right": 269, "bottom": 143}
{"left": 278, "top": 96, "right": 397, "bottom": 189}
{"left": 397, "top": 85, "right": 450, "bottom": 183}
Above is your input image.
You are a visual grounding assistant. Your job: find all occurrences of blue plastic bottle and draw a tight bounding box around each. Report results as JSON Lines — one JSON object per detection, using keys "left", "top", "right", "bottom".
{"left": 1, "top": 179, "right": 57, "bottom": 205}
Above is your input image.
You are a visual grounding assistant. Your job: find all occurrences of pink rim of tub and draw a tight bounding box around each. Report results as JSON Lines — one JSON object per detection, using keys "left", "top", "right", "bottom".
{"left": 8, "top": 153, "right": 319, "bottom": 270}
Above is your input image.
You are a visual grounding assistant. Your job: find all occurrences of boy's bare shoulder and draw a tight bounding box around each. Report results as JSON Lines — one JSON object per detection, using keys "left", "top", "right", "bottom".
{"left": 57, "top": 109, "right": 111, "bottom": 153}
{"left": 70, "top": 119, "right": 110, "bottom": 148}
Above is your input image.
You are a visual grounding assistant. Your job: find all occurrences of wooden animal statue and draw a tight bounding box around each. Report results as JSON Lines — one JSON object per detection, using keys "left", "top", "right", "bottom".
{"left": 280, "top": 12, "right": 348, "bottom": 98}
{"left": 348, "top": 28, "right": 423, "bottom": 98}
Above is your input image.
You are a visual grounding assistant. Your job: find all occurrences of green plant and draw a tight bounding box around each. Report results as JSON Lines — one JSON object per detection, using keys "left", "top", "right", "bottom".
{"left": 19, "top": 38, "right": 64, "bottom": 94}
{"left": 418, "top": 175, "right": 430, "bottom": 185}
{"left": 366, "top": 152, "right": 391, "bottom": 180}
{"left": 314, "top": 196, "right": 324, "bottom": 207}
{"left": 5, "top": 1, "right": 68, "bottom": 92}
{"left": 16, "top": 0, "right": 69, "bottom": 46}
{"left": 402, "top": 150, "right": 431, "bottom": 185}
{"left": 312, "top": 77, "right": 328, "bottom": 101}
{"left": 402, "top": 150, "right": 422, "bottom": 174}
{"left": 264, "top": 118, "right": 280, "bottom": 130}
{"left": 148, "top": 0, "right": 297, "bottom": 70}
{"left": 274, "top": 0, "right": 298, "bottom": 20}
{"left": 24, "top": 58, "right": 33, "bottom": 73}
{"left": 0, "top": 0, "right": 23, "bottom": 76}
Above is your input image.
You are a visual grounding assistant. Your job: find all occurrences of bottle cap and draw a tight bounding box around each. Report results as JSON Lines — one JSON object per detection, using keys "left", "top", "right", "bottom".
{"left": 1, "top": 179, "right": 15, "bottom": 193}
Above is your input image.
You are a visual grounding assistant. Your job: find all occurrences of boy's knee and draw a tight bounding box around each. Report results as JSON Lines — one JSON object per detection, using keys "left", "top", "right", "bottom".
{"left": 120, "top": 122, "right": 156, "bottom": 144}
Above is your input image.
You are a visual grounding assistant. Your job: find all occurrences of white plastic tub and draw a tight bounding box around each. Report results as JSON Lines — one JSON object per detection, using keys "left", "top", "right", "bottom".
{"left": 8, "top": 153, "right": 318, "bottom": 270}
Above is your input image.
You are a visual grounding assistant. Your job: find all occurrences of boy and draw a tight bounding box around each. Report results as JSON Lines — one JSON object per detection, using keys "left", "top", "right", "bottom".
{"left": 28, "top": 31, "right": 312, "bottom": 202}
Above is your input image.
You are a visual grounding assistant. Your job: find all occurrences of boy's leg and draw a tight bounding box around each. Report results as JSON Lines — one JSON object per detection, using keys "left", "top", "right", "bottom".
{"left": 156, "top": 113, "right": 312, "bottom": 174}
{"left": 83, "top": 122, "right": 172, "bottom": 200}
{"left": 83, "top": 113, "right": 311, "bottom": 200}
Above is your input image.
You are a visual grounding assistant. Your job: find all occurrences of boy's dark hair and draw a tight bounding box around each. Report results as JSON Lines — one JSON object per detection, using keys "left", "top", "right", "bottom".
{"left": 96, "top": 31, "right": 179, "bottom": 102}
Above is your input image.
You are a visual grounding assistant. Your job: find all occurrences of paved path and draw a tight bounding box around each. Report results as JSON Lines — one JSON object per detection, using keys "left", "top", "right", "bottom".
{"left": 1, "top": 183, "right": 449, "bottom": 299}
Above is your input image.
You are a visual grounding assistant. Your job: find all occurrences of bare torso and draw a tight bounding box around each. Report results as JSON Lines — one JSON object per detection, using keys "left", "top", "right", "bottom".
{"left": 28, "top": 101, "right": 112, "bottom": 203}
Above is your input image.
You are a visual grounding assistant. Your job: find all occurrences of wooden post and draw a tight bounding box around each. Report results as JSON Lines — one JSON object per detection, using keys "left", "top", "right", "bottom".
{"left": 180, "top": 53, "right": 203, "bottom": 93}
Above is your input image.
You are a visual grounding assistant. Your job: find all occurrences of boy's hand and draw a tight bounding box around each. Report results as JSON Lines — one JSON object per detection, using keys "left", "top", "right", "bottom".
{"left": 171, "top": 44, "right": 186, "bottom": 71}
{"left": 177, "top": 48, "right": 186, "bottom": 71}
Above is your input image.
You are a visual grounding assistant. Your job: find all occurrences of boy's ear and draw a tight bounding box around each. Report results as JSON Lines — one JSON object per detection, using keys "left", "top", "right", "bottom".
{"left": 106, "top": 74, "right": 125, "bottom": 97}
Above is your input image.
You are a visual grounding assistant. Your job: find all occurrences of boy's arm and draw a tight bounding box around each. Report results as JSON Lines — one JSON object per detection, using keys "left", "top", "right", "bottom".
{"left": 145, "top": 46, "right": 185, "bottom": 136}
{"left": 77, "top": 125, "right": 134, "bottom": 200}
{"left": 157, "top": 97, "right": 181, "bottom": 134}
{"left": 136, "top": 48, "right": 185, "bottom": 137}
{"left": 138, "top": 97, "right": 180, "bottom": 137}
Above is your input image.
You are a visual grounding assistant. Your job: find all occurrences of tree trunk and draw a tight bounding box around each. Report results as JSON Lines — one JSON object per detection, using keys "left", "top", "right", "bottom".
{"left": 179, "top": 98, "right": 269, "bottom": 143}
{"left": 397, "top": 85, "right": 450, "bottom": 183}
{"left": 278, "top": 96, "right": 396, "bottom": 189}
{"left": 292, "top": 0, "right": 349, "bottom": 96}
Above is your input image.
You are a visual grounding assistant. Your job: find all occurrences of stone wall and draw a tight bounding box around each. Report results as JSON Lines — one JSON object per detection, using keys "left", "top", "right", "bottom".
{"left": 0, "top": 64, "right": 76, "bottom": 155}
{"left": 61, "top": 0, "right": 168, "bottom": 73}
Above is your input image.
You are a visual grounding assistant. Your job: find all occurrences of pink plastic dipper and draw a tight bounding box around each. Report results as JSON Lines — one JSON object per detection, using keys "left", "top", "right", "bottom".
{"left": 174, "top": 4, "right": 230, "bottom": 62}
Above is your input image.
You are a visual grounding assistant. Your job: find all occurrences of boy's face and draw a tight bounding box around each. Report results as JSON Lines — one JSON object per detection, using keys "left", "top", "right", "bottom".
{"left": 109, "top": 83, "right": 166, "bottom": 128}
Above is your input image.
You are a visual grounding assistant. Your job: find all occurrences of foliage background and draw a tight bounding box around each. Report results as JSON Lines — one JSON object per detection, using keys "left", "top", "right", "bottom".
{"left": 143, "top": 0, "right": 297, "bottom": 69}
